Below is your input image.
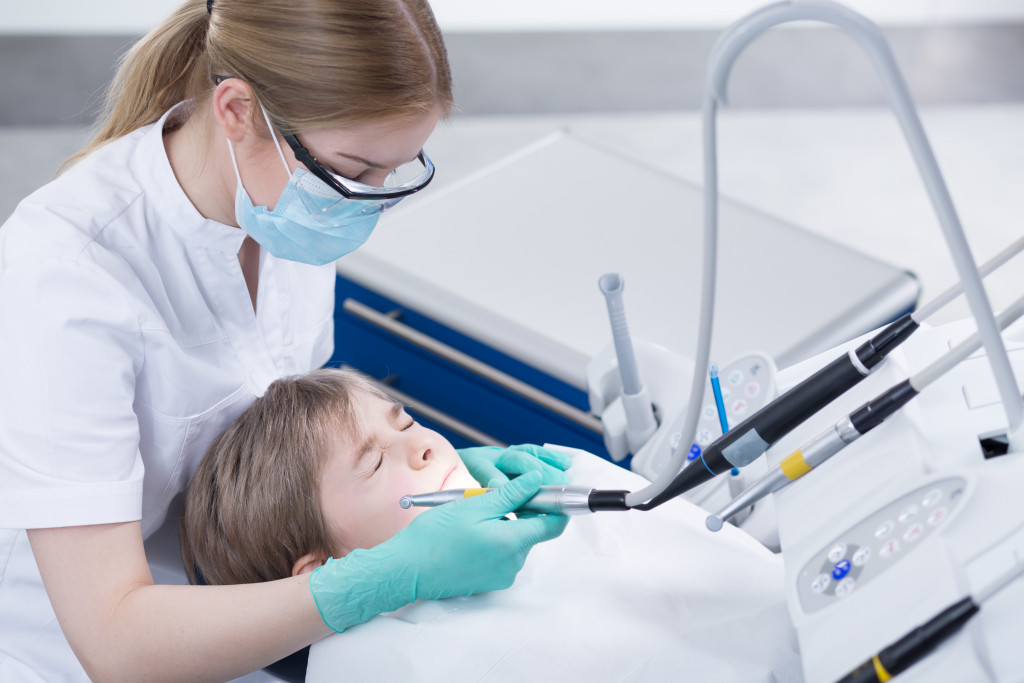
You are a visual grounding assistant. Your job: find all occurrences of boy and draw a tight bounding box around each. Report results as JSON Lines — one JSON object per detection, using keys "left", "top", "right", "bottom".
{"left": 182, "top": 369, "right": 800, "bottom": 681}
{"left": 180, "top": 368, "right": 564, "bottom": 585}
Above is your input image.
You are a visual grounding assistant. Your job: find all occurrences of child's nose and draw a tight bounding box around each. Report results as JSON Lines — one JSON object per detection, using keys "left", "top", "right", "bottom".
{"left": 406, "top": 434, "right": 435, "bottom": 468}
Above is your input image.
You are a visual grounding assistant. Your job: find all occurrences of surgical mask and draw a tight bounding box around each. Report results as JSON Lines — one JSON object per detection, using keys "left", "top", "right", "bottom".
{"left": 226, "top": 106, "right": 387, "bottom": 266}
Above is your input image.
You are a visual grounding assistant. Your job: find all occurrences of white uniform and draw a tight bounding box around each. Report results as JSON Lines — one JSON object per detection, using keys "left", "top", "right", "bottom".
{"left": 0, "top": 104, "right": 336, "bottom": 680}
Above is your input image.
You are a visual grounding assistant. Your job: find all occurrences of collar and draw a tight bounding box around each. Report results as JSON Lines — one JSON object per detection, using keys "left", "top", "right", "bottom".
{"left": 131, "top": 101, "right": 247, "bottom": 253}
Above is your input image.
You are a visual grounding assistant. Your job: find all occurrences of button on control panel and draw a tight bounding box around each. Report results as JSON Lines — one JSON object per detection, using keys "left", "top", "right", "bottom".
{"left": 647, "top": 353, "right": 775, "bottom": 480}
{"left": 796, "top": 477, "right": 967, "bottom": 614}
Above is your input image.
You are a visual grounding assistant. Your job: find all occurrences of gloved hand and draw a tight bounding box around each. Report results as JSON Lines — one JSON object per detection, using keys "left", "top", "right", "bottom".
{"left": 309, "top": 470, "right": 569, "bottom": 632}
{"left": 458, "top": 443, "right": 572, "bottom": 488}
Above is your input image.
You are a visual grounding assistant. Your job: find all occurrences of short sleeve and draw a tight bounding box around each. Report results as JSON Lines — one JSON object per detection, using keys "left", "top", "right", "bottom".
{"left": 0, "top": 257, "right": 145, "bottom": 528}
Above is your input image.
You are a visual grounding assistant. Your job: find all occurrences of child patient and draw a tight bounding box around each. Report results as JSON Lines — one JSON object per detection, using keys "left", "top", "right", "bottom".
{"left": 182, "top": 369, "right": 802, "bottom": 682}
{"left": 180, "top": 368, "right": 486, "bottom": 585}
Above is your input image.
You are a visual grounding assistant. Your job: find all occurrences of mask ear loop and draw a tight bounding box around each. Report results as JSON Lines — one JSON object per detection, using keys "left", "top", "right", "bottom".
{"left": 224, "top": 138, "right": 246, "bottom": 187}
{"left": 258, "top": 104, "right": 292, "bottom": 175}
{"left": 224, "top": 103, "right": 292, "bottom": 189}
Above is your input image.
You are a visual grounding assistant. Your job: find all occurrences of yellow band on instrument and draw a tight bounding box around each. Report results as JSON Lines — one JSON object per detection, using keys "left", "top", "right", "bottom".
{"left": 780, "top": 450, "right": 812, "bottom": 480}
{"left": 872, "top": 655, "right": 892, "bottom": 682}
{"left": 462, "top": 488, "right": 490, "bottom": 498}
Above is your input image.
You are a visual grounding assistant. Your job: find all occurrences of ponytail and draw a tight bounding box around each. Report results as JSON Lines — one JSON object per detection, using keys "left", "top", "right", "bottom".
{"left": 62, "top": 0, "right": 212, "bottom": 171}
{"left": 62, "top": 0, "right": 453, "bottom": 173}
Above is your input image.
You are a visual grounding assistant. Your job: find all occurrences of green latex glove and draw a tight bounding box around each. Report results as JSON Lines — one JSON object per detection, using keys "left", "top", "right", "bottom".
{"left": 458, "top": 444, "right": 572, "bottom": 488}
{"left": 308, "top": 470, "right": 569, "bottom": 632}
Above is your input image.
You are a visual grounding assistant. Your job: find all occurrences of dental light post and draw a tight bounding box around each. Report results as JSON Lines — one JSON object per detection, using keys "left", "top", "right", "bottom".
{"left": 630, "top": 0, "right": 1024, "bottom": 511}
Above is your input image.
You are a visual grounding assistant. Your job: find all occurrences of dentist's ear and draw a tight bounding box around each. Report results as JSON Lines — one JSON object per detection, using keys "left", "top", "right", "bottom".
{"left": 292, "top": 552, "right": 329, "bottom": 577}
{"left": 212, "top": 77, "right": 258, "bottom": 143}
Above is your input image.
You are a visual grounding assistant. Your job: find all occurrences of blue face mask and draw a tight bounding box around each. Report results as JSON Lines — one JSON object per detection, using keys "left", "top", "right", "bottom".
{"left": 227, "top": 107, "right": 387, "bottom": 266}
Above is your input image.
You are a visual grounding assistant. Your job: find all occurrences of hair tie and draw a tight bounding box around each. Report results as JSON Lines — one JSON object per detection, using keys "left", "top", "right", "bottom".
{"left": 207, "top": 0, "right": 214, "bottom": 14}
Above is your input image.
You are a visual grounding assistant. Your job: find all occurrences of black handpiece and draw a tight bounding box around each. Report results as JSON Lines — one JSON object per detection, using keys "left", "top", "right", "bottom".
{"left": 634, "top": 314, "right": 918, "bottom": 511}
{"left": 834, "top": 597, "right": 978, "bottom": 683}
{"left": 849, "top": 380, "right": 917, "bottom": 434}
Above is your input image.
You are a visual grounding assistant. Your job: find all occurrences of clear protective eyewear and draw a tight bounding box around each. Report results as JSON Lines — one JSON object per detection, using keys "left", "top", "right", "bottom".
{"left": 282, "top": 134, "right": 435, "bottom": 204}
{"left": 212, "top": 74, "right": 435, "bottom": 218}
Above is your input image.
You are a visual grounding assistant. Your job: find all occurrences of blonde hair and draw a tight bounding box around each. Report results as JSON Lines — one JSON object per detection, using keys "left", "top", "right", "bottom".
{"left": 179, "top": 369, "right": 398, "bottom": 585}
{"left": 64, "top": 0, "right": 452, "bottom": 169}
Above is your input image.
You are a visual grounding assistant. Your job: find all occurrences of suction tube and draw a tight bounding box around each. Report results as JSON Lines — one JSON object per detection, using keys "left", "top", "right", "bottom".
{"left": 599, "top": 273, "right": 658, "bottom": 454}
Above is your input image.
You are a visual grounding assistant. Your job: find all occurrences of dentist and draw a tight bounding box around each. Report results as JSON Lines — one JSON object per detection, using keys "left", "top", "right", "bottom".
{"left": 0, "top": 1, "right": 569, "bottom": 680}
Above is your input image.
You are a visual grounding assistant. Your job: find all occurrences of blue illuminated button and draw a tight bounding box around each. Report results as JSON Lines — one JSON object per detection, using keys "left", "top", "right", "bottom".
{"left": 688, "top": 444, "right": 701, "bottom": 461}
{"left": 832, "top": 559, "right": 851, "bottom": 581}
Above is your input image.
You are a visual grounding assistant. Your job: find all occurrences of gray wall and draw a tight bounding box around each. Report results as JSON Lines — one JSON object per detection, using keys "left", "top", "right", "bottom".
{"left": 4, "top": 24, "right": 1024, "bottom": 126}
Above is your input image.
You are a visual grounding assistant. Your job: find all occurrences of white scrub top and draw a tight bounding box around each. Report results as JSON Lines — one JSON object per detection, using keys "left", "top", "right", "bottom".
{"left": 0, "top": 104, "right": 336, "bottom": 680}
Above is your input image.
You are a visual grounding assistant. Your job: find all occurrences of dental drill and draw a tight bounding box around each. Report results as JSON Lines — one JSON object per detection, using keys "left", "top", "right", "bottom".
{"left": 400, "top": 485, "right": 631, "bottom": 515}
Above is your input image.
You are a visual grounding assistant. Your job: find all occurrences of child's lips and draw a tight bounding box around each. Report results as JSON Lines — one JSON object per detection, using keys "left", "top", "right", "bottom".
{"left": 439, "top": 467, "right": 455, "bottom": 491}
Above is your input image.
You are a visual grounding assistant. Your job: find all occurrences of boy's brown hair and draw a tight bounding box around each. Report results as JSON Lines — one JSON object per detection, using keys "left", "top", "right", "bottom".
{"left": 179, "top": 368, "right": 396, "bottom": 585}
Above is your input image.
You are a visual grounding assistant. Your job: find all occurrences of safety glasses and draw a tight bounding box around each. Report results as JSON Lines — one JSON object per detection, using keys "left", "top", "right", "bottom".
{"left": 282, "top": 134, "right": 435, "bottom": 202}
{"left": 211, "top": 75, "right": 435, "bottom": 203}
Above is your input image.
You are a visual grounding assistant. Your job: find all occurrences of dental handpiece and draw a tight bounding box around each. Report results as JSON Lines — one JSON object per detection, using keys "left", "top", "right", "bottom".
{"left": 399, "top": 485, "right": 631, "bottom": 516}
{"left": 633, "top": 314, "right": 918, "bottom": 510}
{"left": 835, "top": 556, "right": 1024, "bottom": 683}
{"left": 705, "top": 292, "right": 1024, "bottom": 532}
{"left": 635, "top": 233, "right": 1024, "bottom": 512}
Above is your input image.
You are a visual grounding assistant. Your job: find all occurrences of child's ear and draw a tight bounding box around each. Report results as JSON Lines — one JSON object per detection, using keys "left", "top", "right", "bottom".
{"left": 292, "top": 552, "right": 329, "bottom": 577}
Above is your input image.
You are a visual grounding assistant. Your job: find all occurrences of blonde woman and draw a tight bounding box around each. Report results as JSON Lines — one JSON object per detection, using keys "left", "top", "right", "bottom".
{"left": 0, "top": 2, "right": 569, "bottom": 680}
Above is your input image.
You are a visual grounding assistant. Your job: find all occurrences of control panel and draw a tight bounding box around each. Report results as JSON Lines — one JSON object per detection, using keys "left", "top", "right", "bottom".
{"left": 633, "top": 353, "right": 776, "bottom": 481}
{"left": 796, "top": 476, "right": 967, "bottom": 614}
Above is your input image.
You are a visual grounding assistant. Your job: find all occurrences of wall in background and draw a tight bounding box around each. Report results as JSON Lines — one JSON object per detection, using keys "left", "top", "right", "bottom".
{"left": 4, "top": 0, "right": 1024, "bottom": 34}
{"left": 3, "top": 0, "right": 1023, "bottom": 126}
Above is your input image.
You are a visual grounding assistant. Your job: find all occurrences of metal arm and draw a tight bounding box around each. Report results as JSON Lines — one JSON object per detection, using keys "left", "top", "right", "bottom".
{"left": 706, "top": 0, "right": 1024, "bottom": 443}
{"left": 629, "top": 0, "right": 1023, "bottom": 508}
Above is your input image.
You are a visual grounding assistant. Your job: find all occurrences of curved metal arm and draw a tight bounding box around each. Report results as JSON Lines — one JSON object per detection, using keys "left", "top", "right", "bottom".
{"left": 628, "top": 0, "right": 1023, "bottom": 507}
{"left": 716, "top": 2, "right": 1019, "bottom": 440}
{"left": 709, "top": 1, "right": 1021, "bottom": 441}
